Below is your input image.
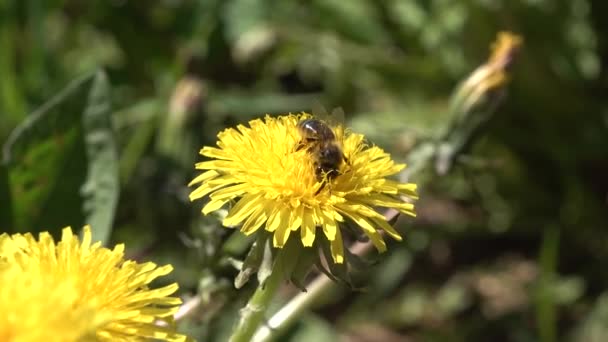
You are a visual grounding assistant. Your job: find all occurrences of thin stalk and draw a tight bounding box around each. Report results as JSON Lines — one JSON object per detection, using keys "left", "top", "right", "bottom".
{"left": 537, "top": 226, "right": 559, "bottom": 342}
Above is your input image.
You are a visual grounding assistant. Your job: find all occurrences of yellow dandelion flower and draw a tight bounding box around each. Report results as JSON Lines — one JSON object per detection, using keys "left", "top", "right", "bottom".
{"left": 0, "top": 260, "right": 96, "bottom": 342}
{"left": 0, "top": 226, "right": 188, "bottom": 342}
{"left": 189, "top": 114, "right": 418, "bottom": 264}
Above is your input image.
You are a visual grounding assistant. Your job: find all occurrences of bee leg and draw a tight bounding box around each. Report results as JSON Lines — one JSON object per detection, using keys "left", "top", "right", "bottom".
{"left": 295, "top": 141, "right": 305, "bottom": 152}
{"left": 295, "top": 138, "right": 316, "bottom": 152}
{"left": 314, "top": 181, "right": 326, "bottom": 195}
{"left": 314, "top": 167, "right": 330, "bottom": 195}
{"left": 339, "top": 156, "right": 351, "bottom": 177}
{"left": 343, "top": 155, "right": 350, "bottom": 165}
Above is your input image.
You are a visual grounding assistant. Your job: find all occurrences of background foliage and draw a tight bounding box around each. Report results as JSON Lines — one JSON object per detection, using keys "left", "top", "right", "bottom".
{"left": 1, "top": 0, "right": 608, "bottom": 341}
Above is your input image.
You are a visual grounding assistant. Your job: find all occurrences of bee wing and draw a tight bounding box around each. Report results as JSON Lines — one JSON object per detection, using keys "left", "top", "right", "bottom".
{"left": 326, "top": 106, "right": 345, "bottom": 144}
{"left": 311, "top": 101, "right": 345, "bottom": 125}
{"left": 312, "top": 101, "right": 329, "bottom": 118}
{"left": 329, "top": 107, "right": 345, "bottom": 127}
{"left": 311, "top": 101, "right": 347, "bottom": 141}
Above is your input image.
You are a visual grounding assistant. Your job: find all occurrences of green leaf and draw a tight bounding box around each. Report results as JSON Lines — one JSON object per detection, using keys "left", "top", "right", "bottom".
{"left": 312, "top": 0, "right": 388, "bottom": 44}
{"left": 207, "top": 92, "right": 319, "bottom": 119}
{"left": 115, "top": 98, "right": 159, "bottom": 185}
{"left": 80, "top": 71, "right": 119, "bottom": 243}
{"left": 2, "top": 70, "right": 118, "bottom": 243}
{"left": 0, "top": 163, "right": 12, "bottom": 231}
{"left": 368, "top": 248, "right": 412, "bottom": 296}
{"left": 0, "top": 0, "right": 26, "bottom": 127}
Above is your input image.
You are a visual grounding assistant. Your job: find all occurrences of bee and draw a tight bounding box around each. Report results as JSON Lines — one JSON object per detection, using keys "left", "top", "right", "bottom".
{"left": 296, "top": 107, "right": 348, "bottom": 186}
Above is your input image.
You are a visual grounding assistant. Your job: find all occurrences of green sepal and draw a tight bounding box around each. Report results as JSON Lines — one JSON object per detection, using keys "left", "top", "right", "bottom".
{"left": 314, "top": 258, "right": 341, "bottom": 284}
{"left": 273, "top": 235, "right": 302, "bottom": 283}
{"left": 257, "top": 233, "right": 275, "bottom": 286}
{"left": 290, "top": 243, "right": 320, "bottom": 292}
{"left": 387, "top": 212, "right": 400, "bottom": 227}
{"left": 344, "top": 245, "right": 377, "bottom": 271}
{"left": 342, "top": 218, "right": 369, "bottom": 243}
{"left": 318, "top": 237, "right": 353, "bottom": 287}
{"left": 235, "top": 232, "right": 269, "bottom": 289}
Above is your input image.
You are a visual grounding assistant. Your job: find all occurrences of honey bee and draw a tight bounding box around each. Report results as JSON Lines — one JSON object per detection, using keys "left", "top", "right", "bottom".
{"left": 296, "top": 107, "right": 348, "bottom": 186}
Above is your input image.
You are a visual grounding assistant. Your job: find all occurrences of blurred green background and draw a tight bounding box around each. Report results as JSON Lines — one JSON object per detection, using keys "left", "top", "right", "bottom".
{"left": 1, "top": 0, "right": 608, "bottom": 341}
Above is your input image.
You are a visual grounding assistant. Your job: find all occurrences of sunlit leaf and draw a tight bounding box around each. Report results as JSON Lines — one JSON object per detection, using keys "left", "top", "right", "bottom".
{"left": 80, "top": 71, "right": 119, "bottom": 243}
{"left": 2, "top": 70, "right": 118, "bottom": 243}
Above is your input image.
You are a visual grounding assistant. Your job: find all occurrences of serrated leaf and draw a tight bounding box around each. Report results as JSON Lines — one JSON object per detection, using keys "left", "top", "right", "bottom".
{"left": 2, "top": 70, "right": 118, "bottom": 243}
{"left": 80, "top": 71, "right": 118, "bottom": 243}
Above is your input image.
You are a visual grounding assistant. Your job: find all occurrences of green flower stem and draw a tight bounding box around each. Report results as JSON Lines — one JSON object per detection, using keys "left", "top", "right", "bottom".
{"left": 253, "top": 283, "right": 321, "bottom": 341}
{"left": 536, "top": 226, "right": 559, "bottom": 342}
{"left": 229, "top": 261, "right": 284, "bottom": 342}
{"left": 251, "top": 256, "right": 338, "bottom": 342}
{"left": 253, "top": 236, "right": 378, "bottom": 342}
